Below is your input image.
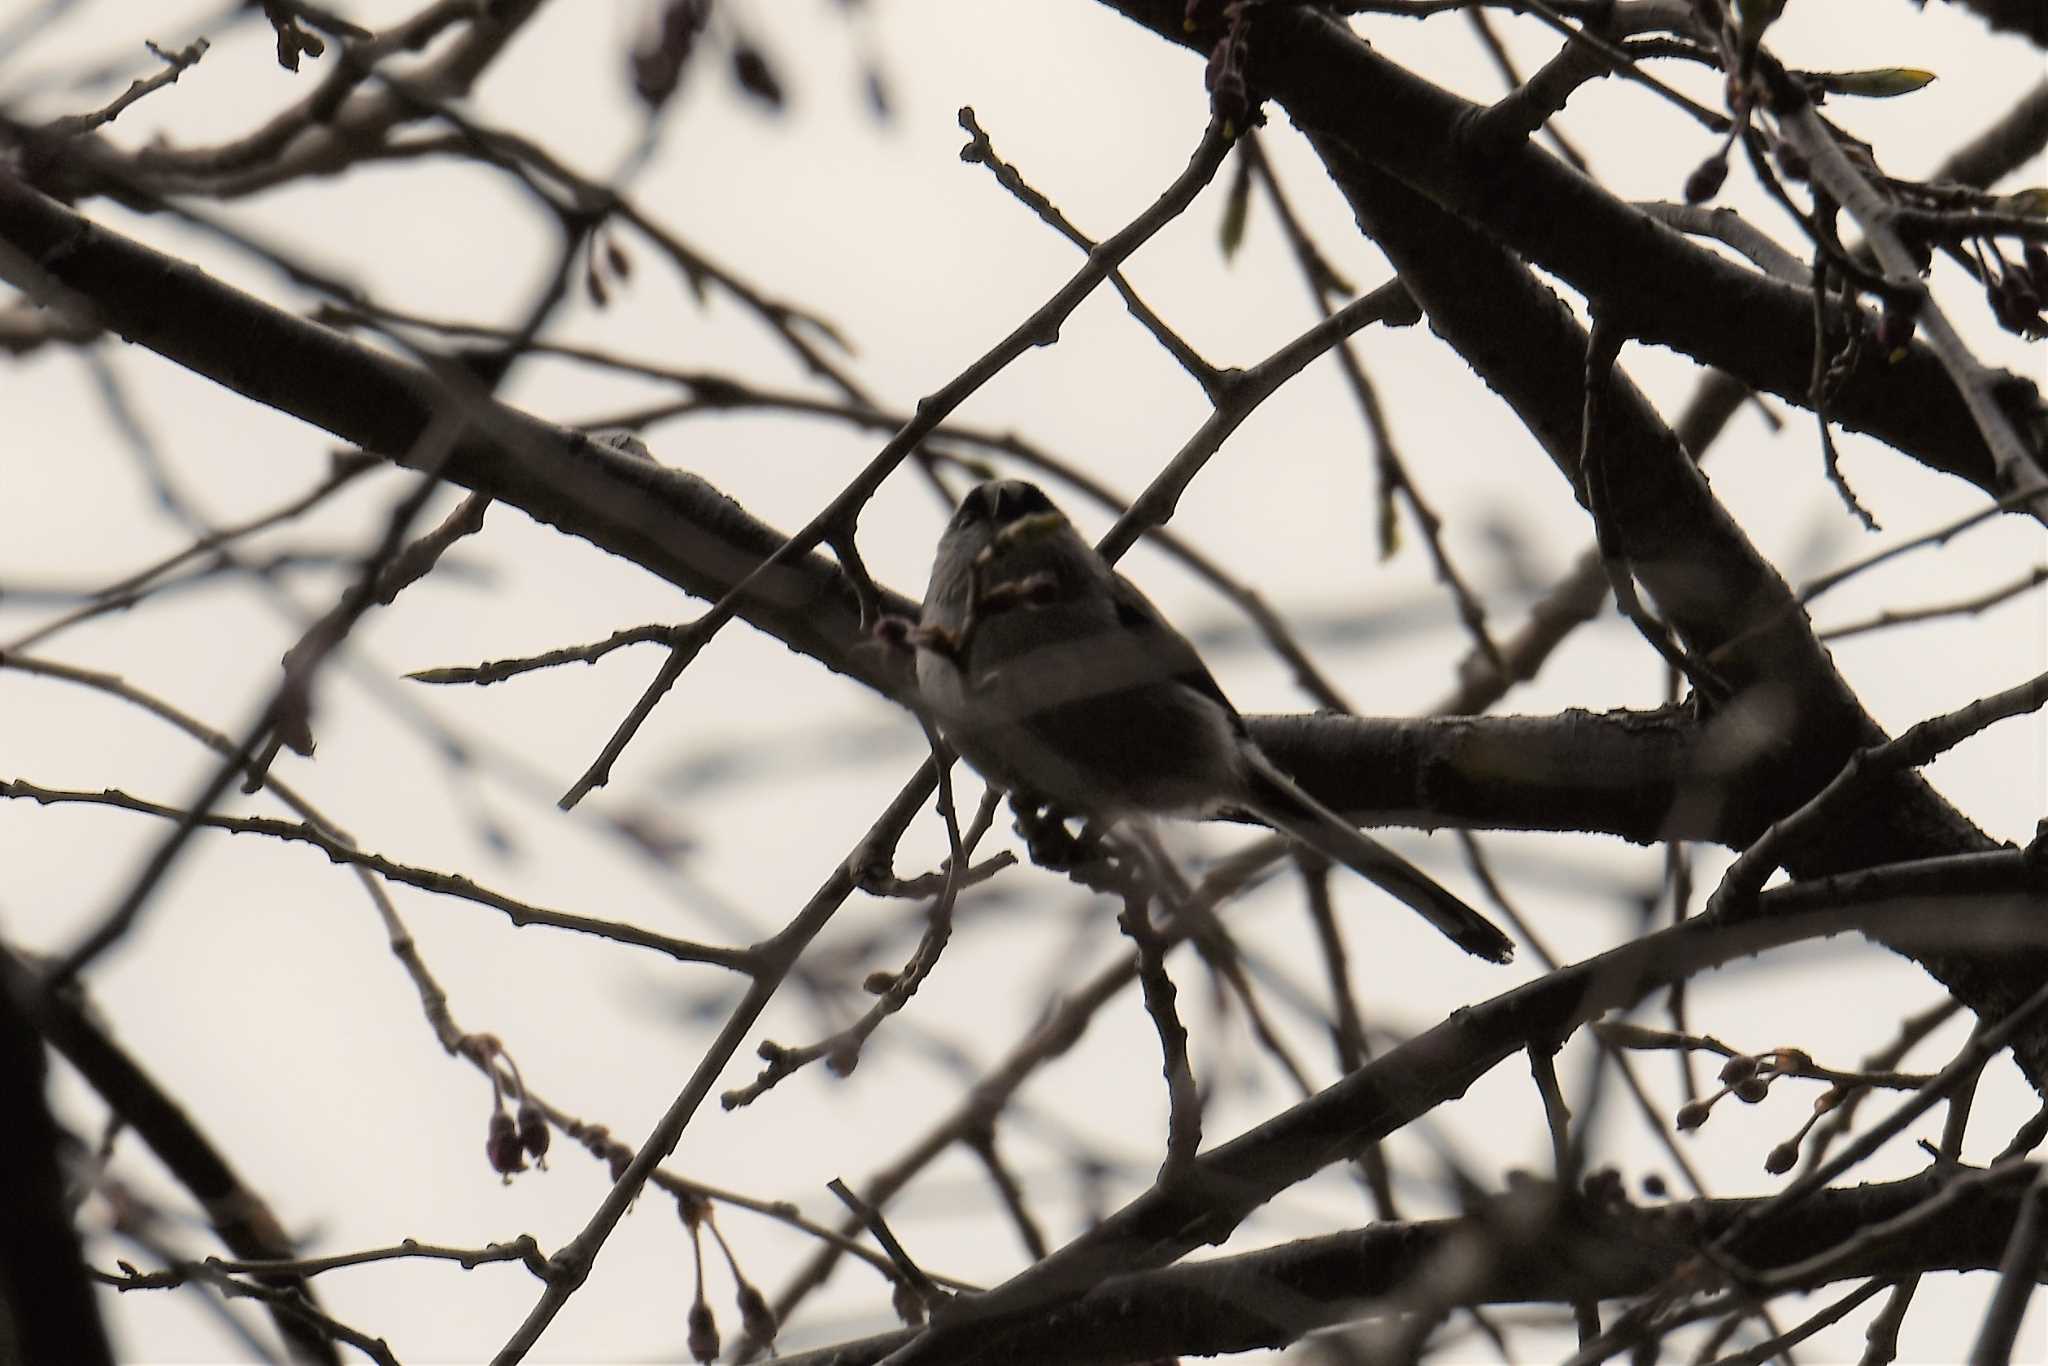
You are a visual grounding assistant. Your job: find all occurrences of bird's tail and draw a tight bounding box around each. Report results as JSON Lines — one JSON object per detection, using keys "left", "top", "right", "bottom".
{"left": 1241, "top": 754, "right": 1514, "bottom": 964}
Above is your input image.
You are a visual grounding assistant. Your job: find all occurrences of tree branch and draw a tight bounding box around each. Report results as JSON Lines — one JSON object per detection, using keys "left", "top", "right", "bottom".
{"left": 875, "top": 854, "right": 2048, "bottom": 1362}
{"left": 778, "top": 1163, "right": 2039, "bottom": 1365}
{"left": 1098, "top": 0, "right": 2045, "bottom": 494}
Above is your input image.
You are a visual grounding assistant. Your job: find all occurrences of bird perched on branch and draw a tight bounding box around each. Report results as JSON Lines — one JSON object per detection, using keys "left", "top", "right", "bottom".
{"left": 911, "top": 478, "right": 1514, "bottom": 964}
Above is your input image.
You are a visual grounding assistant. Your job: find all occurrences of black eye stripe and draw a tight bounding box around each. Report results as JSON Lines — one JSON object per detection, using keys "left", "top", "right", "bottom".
{"left": 951, "top": 480, "right": 1058, "bottom": 530}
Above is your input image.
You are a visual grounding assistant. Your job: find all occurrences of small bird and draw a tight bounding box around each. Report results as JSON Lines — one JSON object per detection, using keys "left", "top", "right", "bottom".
{"left": 914, "top": 479, "right": 1514, "bottom": 964}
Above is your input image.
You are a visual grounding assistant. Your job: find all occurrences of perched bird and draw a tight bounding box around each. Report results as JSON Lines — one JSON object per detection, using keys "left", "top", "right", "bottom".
{"left": 914, "top": 479, "right": 1514, "bottom": 964}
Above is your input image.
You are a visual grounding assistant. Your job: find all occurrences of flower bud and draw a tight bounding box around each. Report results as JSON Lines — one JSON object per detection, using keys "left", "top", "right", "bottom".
{"left": 1684, "top": 152, "right": 1729, "bottom": 204}
{"left": 736, "top": 1281, "right": 777, "bottom": 1344}
{"left": 517, "top": 1101, "right": 550, "bottom": 1161}
{"left": 486, "top": 1111, "right": 526, "bottom": 1177}
{"left": 687, "top": 1299, "right": 720, "bottom": 1363}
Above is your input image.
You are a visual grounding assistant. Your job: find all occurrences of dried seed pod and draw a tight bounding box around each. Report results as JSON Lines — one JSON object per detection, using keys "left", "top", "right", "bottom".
{"left": 1685, "top": 151, "right": 1730, "bottom": 204}
{"left": 486, "top": 1111, "right": 526, "bottom": 1177}
{"left": 687, "top": 1299, "right": 720, "bottom": 1364}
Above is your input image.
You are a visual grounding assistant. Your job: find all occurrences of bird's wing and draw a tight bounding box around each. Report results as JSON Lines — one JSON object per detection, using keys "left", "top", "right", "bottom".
{"left": 1105, "top": 570, "right": 1245, "bottom": 733}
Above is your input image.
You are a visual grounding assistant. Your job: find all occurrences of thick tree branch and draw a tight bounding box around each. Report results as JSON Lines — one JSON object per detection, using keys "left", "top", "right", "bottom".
{"left": 1, "top": 946, "right": 340, "bottom": 1364}
{"left": 877, "top": 855, "right": 2047, "bottom": 1363}
{"left": 1, "top": 175, "right": 2030, "bottom": 875}
{"left": 0, "top": 172, "right": 903, "bottom": 700}
{"left": 1098, "top": 1, "right": 2047, "bottom": 497}
{"left": 0, "top": 960, "right": 116, "bottom": 1366}
{"left": 779, "top": 1163, "right": 2039, "bottom": 1365}
{"left": 0, "top": 172, "right": 1795, "bottom": 852}
{"left": 1289, "top": 129, "right": 2048, "bottom": 1092}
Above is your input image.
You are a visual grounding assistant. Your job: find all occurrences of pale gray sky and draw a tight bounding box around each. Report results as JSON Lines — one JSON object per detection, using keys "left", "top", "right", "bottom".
{"left": 2, "top": 1, "right": 2043, "bottom": 1361}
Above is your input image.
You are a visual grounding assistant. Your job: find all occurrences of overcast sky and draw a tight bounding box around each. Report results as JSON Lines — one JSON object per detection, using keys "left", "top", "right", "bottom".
{"left": 3, "top": 1, "right": 2044, "bottom": 1361}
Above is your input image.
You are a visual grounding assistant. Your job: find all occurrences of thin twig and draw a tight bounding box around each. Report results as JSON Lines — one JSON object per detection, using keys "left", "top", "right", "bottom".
{"left": 1711, "top": 665, "right": 2048, "bottom": 913}
{"left": 41, "top": 39, "right": 211, "bottom": 138}
{"left": 1712, "top": 981, "right": 2048, "bottom": 1263}
{"left": 92, "top": 1236, "right": 549, "bottom": 1287}
{"left": 556, "top": 115, "right": 1234, "bottom": 809}
{"left": 1120, "top": 886, "right": 1202, "bottom": 1184}
{"left": 49, "top": 417, "right": 466, "bottom": 985}
{"left": 957, "top": 107, "right": 1222, "bottom": 395}
{"left": 1771, "top": 93, "right": 2047, "bottom": 518}
{"left": 827, "top": 1178, "right": 949, "bottom": 1312}
{"left": 407, "top": 622, "right": 673, "bottom": 685}
{"left": 1241, "top": 133, "right": 1508, "bottom": 677}
{"left": 1968, "top": 1164, "right": 2048, "bottom": 1366}
{"left": 490, "top": 760, "right": 948, "bottom": 1363}
{"left": 0, "top": 780, "right": 753, "bottom": 970}
{"left": 3, "top": 454, "right": 376, "bottom": 653}
{"left": 1819, "top": 565, "right": 2047, "bottom": 642}
{"left": 720, "top": 724, "right": 975, "bottom": 1107}
{"left": 1702, "top": 1278, "right": 1891, "bottom": 1366}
